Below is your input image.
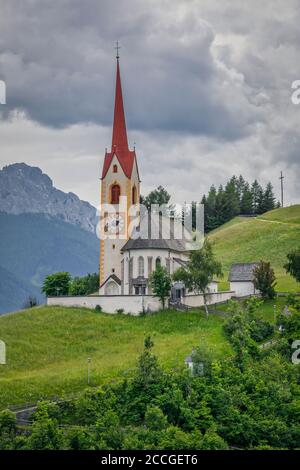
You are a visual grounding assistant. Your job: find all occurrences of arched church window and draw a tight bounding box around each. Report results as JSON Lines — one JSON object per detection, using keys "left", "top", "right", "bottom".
{"left": 111, "top": 184, "right": 120, "bottom": 204}
{"left": 113, "top": 164, "right": 118, "bottom": 173}
{"left": 155, "top": 257, "right": 161, "bottom": 269}
{"left": 138, "top": 256, "right": 144, "bottom": 277}
{"left": 132, "top": 185, "right": 137, "bottom": 204}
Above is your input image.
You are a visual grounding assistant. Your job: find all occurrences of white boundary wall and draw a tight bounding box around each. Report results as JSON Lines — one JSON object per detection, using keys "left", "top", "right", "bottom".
{"left": 182, "top": 291, "right": 234, "bottom": 307}
{"left": 47, "top": 291, "right": 235, "bottom": 315}
{"left": 47, "top": 295, "right": 161, "bottom": 315}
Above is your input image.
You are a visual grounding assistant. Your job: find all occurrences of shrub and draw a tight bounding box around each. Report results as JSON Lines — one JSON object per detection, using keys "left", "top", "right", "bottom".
{"left": 253, "top": 260, "right": 277, "bottom": 299}
{"left": 95, "top": 305, "right": 102, "bottom": 313}
{"left": 116, "top": 308, "right": 124, "bottom": 314}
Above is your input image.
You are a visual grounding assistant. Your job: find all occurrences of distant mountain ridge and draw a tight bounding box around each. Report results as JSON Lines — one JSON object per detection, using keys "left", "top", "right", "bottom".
{"left": 0, "top": 163, "right": 99, "bottom": 314}
{"left": 0, "top": 163, "right": 97, "bottom": 233}
{"left": 0, "top": 212, "right": 99, "bottom": 314}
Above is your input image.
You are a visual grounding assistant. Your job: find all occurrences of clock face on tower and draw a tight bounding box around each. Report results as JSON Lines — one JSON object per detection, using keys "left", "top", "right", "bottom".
{"left": 104, "top": 213, "right": 125, "bottom": 235}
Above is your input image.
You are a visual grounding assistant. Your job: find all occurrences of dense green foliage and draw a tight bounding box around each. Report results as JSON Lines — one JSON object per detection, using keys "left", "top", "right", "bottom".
{"left": 42, "top": 272, "right": 99, "bottom": 296}
{"left": 253, "top": 261, "right": 277, "bottom": 299}
{"left": 284, "top": 248, "right": 300, "bottom": 285}
{"left": 223, "top": 298, "right": 274, "bottom": 368}
{"left": 42, "top": 272, "right": 71, "bottom": 296}
{"left": 275, "top": 296, "right": 300, "bottom": 359}
{"left": 173, "top": 240, "right": 223, "bottom": 315}
{"left": 1, "top": 304, "right": 300, "bottom": 450}
{"left": 201, "top": 176, "right": 277, "bottom": 232}
{"left": 149, "top": 266, "right": 172, "bottom": 309}
{"left": 69, "top": 273, "right": 99, "bottom": 296}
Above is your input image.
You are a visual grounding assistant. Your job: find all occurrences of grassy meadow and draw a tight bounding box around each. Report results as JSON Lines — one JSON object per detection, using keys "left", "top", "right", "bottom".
{"left": 0, "top": 306, "right": 232, "bottom": 410}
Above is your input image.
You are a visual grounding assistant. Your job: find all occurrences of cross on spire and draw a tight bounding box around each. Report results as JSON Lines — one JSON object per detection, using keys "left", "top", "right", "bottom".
{"left": 115, "top": 41, "right": 121, "bottom": 59}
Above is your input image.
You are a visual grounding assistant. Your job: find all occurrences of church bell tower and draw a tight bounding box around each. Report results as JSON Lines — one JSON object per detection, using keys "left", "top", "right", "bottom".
{"left": 99, "top": 51, "right": 140, "bottom": 295}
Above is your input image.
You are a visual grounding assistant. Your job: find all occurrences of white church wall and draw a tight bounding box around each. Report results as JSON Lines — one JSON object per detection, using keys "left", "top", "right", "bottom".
{"left": 129, "top": 248, "right": 170, "bottom": 278}
{"left": 47, "top": 295, "right": 161, "bottom": 315}
{"left": 127, "top": 248, "right": 189, "bottom": 278}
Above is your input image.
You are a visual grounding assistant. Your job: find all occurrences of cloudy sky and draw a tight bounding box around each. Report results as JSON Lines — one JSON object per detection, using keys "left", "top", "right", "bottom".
{"left": 0, "top": 0, "right": 299, "bottom": 207}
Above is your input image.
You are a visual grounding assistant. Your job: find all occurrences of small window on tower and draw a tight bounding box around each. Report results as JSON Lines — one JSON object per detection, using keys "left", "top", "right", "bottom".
{"left": 132, "top": 185, "right": 137, "bottom": 204}
{"left": 113, "top": 164, "right": 118, "bottom": 173}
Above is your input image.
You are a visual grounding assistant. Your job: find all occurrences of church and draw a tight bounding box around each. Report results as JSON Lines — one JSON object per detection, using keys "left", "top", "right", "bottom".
{"left": 48, "top": 54, "right": 234, "bottom": 314}
{"left": 98, "top": 53, "right": 191, "bottom": 299}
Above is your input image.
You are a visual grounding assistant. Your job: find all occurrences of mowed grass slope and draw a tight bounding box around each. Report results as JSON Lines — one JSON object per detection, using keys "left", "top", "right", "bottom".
{"left": 0, "top": 306, "right": 231, "bottom": 409}
{"left": 209, "top": 205, "right": 300, "bottom": 292}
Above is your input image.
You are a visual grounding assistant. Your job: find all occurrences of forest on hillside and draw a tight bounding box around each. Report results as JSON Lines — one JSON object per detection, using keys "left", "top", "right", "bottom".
{"left": 141, "top": 175, "right": 279, "bottom": 233}
{"left": 201, "top": 176, "right": 278, "bottom": 232}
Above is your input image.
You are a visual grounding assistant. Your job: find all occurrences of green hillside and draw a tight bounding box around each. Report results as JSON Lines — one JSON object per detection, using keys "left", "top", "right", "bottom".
{"left": 0, "top": 305, "right": 232, "bottom": 409}
{"left": 209, "top": 205, "right": 300, "bottom": 291}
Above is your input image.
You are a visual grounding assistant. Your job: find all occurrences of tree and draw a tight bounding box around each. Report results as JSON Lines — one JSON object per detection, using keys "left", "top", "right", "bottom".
{"left": 214, "top": 185, "right": 227, "bottom": 227}
{"left": 41, "top": 272, "right": 71, "bottom": 296}
{"left": 261, "top": 182, "right": 276, "bottom": 213}
{"left": 240, "top": 182, "right": 253, "bottom": 214}
{"left": 256, "top": 185, "right": 266, "bottom": 214}
{"left": 284, "top": 248, "right": 300, "bottom": 284}
{"left": 69, "top": 273, "right": 99, "bottom": 295}
{"left": 253, "top": 261, "right": 277, "bottom": 299}
{"left": 236, "top": 175, "right": 246, "bottom": 203}
{"left": 0, "top": 410, "right": 17, "bottom": 450}
{"left": 251, "top": 180, "right": 263, "bottom": 214}
{"left": 26, "top": 404, "right": 64, "bottom": 450}
{"left": 141, "top": 186, "right": 171, "bottom": 210}
{"left": 145, "top": 406, "right": 168, "bottom": 431}
{"left": 223, "top": 177, "right": 240, "bottom": 220}
{"left": 205, "top": 185, "right": 217, "bottom": 231}
{"left": 149, "top": 265, "right": 172, "bottom": 309}
{"left": 173, "top": 239, "right": 223, "bottom": 317}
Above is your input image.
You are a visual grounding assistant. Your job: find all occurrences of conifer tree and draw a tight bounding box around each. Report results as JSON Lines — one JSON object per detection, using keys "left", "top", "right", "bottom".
{"left": 236, "top": 175, "right": 246, "bottom": 203}
{"left": 240, "top": 182, "right": 253, "bottom": 214}
{"left": 261, "top": 182, "right": 276, "bottom": 213}
{"left": 251, "top": 180, "right": 263, "bottom": 214}
{"left": 224, "top": 178, "right": 240, "bottom": 220}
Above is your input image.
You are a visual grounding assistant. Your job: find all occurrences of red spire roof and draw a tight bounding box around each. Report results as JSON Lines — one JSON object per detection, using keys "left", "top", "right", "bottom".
{"left": 102, "top": 58, "right": 137, "bottom": 180}
{"left": 111, "top": 59, "right": 129, "bottom": 152}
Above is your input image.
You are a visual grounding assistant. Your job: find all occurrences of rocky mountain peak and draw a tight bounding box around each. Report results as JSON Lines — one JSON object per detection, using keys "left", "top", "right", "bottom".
{"left": 0, "top": 163, "right": 97, "bottom": 233}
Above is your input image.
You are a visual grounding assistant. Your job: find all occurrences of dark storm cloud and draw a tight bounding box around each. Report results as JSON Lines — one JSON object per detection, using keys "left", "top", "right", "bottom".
{"left": 0, "top": 0, "right": 261, "bottom": 139}
{"left": 0, "top": 0, "right": 299, "bottom": 206}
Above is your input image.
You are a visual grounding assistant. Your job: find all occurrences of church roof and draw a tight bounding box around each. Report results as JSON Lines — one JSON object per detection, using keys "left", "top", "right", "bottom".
{"left": 228, "top": 263, "right": 259, "bottom": 282}
{"left": 99, "top": 273, "right": 121, "bottom": 289}
{"left": 102, "top": 58, "right": 137, "bottom": 180}
{"left": 121, "top": 237, "right": 187, "bottom": 252}
{"left": 121, "top": 214, "right": 189, "bottom": 253}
